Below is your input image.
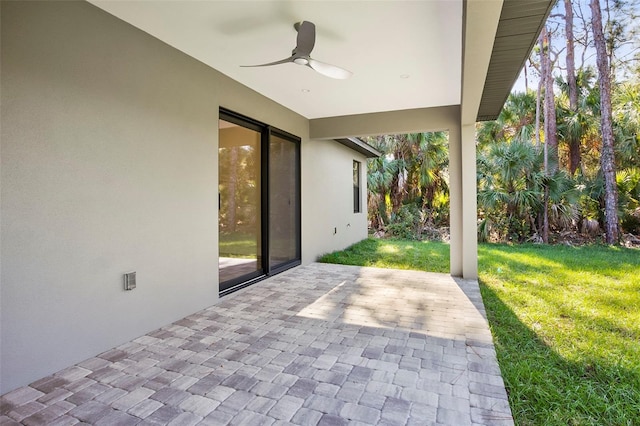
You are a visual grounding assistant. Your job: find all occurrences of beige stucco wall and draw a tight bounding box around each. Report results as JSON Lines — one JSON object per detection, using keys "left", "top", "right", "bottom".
{"left": 302, "top": 140, "right": 369, "bottom": 263}
{"left": 0, "top": 1, "right": 367, "bottom": 393}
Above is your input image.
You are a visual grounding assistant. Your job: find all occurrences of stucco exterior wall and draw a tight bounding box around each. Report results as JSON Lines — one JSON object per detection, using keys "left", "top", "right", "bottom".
{"left": 302, "top": 140, "right": 369, "bottom": 264}
{"left": 0, "top": 1, "right": 365, "bottom": 393}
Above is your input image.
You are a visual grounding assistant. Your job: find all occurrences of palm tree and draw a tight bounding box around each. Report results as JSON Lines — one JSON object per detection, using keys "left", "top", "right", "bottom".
{"left": 477, "top": 139, "right": 543, "bottom": 241}
{"left": 555, "top": 68, "right": 600, "bottom": 177}
{"left": 613, "top": 77, "right": 640, "bottom": 234}
{"left": 388, "top": 134, "right": 417, "bottom": 213}
{"left": 366, "top": 149, "right": 393, "bottom": 230}
{"left": 408, "top": 132, "right": 449, "bottom": 221}
{"left": 613, "top": 79, "right": 640, "bottom": 167}
{"left": 365, "top": 132, "right": 450, "bottom": 232}
{"left": 477, "top": 92, "right": 537, "bottom": 148}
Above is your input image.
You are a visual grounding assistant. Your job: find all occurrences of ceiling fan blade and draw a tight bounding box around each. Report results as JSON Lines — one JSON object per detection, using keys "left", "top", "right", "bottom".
{"left": 308, "top": 58, "right": 352, "bottom": 79}
{"left": 241, "top": 57, "right": 294, "bottom": 67}
{"left": 295, "top": 21, "right": 315, "bottom": 56}
{"left": 241, "top": 21, "right": 352, "bottom": 79}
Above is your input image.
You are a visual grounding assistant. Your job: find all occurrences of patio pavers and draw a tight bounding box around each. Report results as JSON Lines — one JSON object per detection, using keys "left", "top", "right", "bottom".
{"left": 0, "top": 263, "right": 513, "bottom": 425}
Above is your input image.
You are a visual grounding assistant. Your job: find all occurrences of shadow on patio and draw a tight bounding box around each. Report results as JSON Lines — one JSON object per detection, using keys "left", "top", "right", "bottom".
{"left": 1, "top": 263, "right": 512, "bottom": 426}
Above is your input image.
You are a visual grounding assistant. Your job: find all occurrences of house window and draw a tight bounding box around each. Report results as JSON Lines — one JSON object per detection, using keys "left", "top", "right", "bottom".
{"left": 353, "top": 160, "right": 361, "bottom": 213}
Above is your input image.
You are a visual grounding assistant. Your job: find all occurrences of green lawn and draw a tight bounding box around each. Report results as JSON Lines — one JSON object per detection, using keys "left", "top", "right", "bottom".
{"left": 318, "top": 238, "right": 450, "bottom": 273}
{"left": 319, "top": 239, "right": 640, "bottom": 425}
{"left": 219, "top": 232, "right": 258, "bottom": 258}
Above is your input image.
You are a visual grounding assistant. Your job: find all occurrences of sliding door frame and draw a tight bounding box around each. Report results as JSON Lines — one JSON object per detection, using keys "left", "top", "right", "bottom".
{"left": 219, "top": 108, "right": 301, "bottom": 296}
{"left": 267, "top": 126, "right": 302, "bottom": 276}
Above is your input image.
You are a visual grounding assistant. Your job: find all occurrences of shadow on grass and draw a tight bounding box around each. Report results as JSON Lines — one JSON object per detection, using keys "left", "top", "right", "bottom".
{"left": 479, "top": 282, "right": 640, "bottom": 426}
{"left": 319, "top": 238, "right": 450, "bottom": 273}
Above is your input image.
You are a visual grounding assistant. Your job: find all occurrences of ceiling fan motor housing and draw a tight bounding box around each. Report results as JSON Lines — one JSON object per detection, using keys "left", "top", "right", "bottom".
{"left": 241, "top": 20, "right": 352, "bottom": 79}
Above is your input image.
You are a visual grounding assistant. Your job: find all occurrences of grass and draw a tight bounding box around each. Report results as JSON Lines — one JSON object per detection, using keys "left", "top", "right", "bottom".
{"left": 219, "top": 232, "right": 258, "bottom": 258}
{"left": 319, "top": 238, "right": 640, "bottom": 425}
{"left": 318, "top": 238, "right": 450, "bottom": 273}
{"left": 219, "top": 232, "right": 297, "bottom": 259}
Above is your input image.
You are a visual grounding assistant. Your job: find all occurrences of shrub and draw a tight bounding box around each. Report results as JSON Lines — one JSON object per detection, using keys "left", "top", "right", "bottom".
{"left": 387, "top": 204, "right": 422, "bottom": 239}
{"left": 621, "top": 211, "right": 640, "bottom": 234}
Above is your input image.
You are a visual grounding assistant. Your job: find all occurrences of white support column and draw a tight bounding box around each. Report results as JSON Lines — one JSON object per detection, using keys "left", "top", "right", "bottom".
{"left": 449, "top": 124, "right": 463, "bottom": 277}
{"left": 461, "top": 123, "right": 478, "bottom": 279}
{"left": 458, "top": 0, "right": 503, "bottom": 280}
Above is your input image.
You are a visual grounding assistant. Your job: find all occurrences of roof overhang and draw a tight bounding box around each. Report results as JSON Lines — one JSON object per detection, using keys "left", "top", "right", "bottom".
{"left": 334, "top": 138, "right": 381, "bottom": 158}
{"left": 476, "top": 0, "right": 555, "bottom": 121}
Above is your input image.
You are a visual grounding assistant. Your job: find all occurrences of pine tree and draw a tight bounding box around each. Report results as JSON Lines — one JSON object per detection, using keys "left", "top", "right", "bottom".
{"left": 591, "top": 0, "right": 620, "bottom": 244}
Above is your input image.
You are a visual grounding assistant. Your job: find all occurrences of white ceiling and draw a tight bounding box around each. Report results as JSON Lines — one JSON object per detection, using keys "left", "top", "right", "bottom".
{"left": 89, "top": 1, "right": 463, "bottom": 120}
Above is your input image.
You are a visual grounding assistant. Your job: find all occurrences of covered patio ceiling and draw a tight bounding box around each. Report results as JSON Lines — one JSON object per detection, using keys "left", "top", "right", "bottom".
{"left": 89, "top": 0, "right": 461, "bottom": 120}
{"left": 89, "top": 0, "right": 553, "bottom": 123}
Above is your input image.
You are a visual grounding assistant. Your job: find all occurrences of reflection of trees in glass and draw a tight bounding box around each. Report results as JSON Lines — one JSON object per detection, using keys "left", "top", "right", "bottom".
{"left": 269, "top": 137, "right": 297, "bottom": 264}
{"left": 219, "top": 144, "right": 260, "bottom": 236}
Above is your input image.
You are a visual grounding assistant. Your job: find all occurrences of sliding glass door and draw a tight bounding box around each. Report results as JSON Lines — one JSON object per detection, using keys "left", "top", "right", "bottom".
{"left": 269, "top": 130, "right": 301, "bottom": 272}
{"left": 218, "top": 119, "right": 263, "bottom": 289}
{"left": 218, "top": 110, "right": 300, "bottom": 294}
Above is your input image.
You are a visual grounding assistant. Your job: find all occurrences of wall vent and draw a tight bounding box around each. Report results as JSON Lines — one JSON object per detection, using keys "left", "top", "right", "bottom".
{"left": 124, "top": 272, "right": 136, "bottom": 291}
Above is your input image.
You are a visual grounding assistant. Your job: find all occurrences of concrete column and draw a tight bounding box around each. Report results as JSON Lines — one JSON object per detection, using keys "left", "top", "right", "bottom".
{"left": 461, "top": 124, "right": 478, "bottom": 279}
{"left": 448, "top": 124, "right": 463, "bottom": 277}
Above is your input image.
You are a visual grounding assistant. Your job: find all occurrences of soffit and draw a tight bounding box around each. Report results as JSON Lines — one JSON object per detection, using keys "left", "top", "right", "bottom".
{"left": 477, "top": 0, "right": 554, "bottom": 121}
{"left": 334, "top": 138, "right": 381, "bottom": 158}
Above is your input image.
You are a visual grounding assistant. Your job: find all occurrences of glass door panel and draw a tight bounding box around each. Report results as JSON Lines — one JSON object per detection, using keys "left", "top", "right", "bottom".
{"left": 269, "top": 132, "right": 300, "bottom": 270}
{"left": 218, "top": 119, "right": 262, "bottom": 290}
{"left": 218, "top": 109, "right": 301, "bottom": 295}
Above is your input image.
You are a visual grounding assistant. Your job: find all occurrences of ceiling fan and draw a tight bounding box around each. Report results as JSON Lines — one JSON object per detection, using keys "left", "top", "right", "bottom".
{"left": 241, "top": 21, "right": 352, "bottom": 80}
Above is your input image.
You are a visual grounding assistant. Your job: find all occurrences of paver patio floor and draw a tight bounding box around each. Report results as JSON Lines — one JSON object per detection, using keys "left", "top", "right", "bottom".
{"left": 1, "top": 263, "right": 513, "bottom": 426}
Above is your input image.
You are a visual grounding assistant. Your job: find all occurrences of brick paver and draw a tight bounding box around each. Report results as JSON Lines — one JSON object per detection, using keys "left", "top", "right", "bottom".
{"left": 0, "top": 263, "right": 512, "bottom": 425}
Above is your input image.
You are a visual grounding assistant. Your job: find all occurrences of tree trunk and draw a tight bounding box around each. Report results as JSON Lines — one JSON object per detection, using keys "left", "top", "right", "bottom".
{"left": 541, "top": 26, "right": 559, "bottom": 174}
{"left": 227, "top": 146, "right": 238, "bottom": 233}
{"left": 565, "top": 0, "right": 582, "bottom": 175}
{"left": 539, "top": 31, "right": 549, "bottom": 243}
{"left": 379, "top": 189, "right": 389, "bottom": 225}
{"left": 590, "top": 0, "right": 620, "bottom": 244}
{"left": 543, "top": 185, "right": 550, "bottom": 243}
{"left": 390, "top": 167, "right": 404, "bottom": 214}
{"left": 535, "top": 79, "right": 542, "bottom": 147}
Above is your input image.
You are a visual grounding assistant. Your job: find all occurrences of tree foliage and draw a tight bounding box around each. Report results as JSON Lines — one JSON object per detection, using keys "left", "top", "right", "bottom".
{"left": 365, "top": 0, "right": 639, "bottom": 244}
{"left": 365, "top": 132, "right": 449, "bottom": 239}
